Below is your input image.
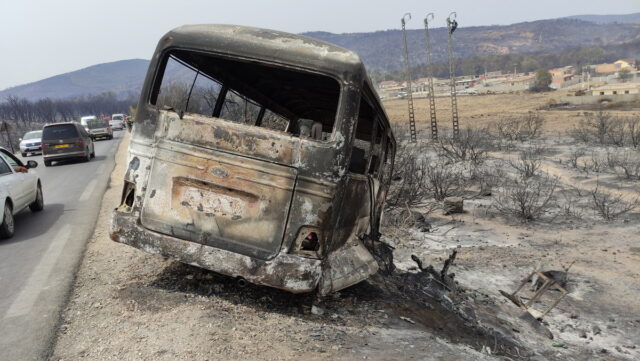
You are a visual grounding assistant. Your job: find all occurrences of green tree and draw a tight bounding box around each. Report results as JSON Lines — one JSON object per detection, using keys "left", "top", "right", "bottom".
{"left": 618, "top": 69, "right": 631, "bottom": 82}
{"left": 531, "top": 69, "right": 552, "bottom": 92}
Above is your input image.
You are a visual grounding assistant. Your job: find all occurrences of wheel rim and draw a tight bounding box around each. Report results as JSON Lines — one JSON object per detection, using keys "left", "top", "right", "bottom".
{"left": 4, "top": 204, "right": 13, "bottom": 233}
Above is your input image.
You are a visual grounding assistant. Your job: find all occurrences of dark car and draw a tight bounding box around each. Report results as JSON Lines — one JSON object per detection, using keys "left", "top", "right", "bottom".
{"left": 42, "top": 122, "right": 95, "bottom": 167}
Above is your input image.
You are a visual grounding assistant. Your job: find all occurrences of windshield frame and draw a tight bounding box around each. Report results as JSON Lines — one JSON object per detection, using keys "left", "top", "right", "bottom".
{"left": 149, "top": 48, "right": 345, "bottom": 144}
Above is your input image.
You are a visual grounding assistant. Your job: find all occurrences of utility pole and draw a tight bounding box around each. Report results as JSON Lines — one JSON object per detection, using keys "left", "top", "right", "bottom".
{"left": 446, "top": 12, "right": 460, "bottom": 137}
{"left": 423, "top": 13, "right": 438, "bottom": 140}
{"left": 401, "top": 13, "right": 417, "bottom": 143}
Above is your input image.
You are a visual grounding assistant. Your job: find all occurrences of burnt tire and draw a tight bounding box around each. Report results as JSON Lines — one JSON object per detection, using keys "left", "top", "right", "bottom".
{"left": 0, "top": 202, "right": 15, "bottom": 239}
{"left": 29, "top": 183, "right": 44, "bottom": 212}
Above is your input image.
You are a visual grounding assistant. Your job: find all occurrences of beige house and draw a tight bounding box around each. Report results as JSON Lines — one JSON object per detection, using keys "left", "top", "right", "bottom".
{"left": 378, "top": 80, "right": 400, "bottom": 89}
{"left": 549, "top": 66, "right": 574, "bottom": 84}
{"left": 594, "top": 59, "right": 637, "bottom": 74}
{"left": 591, "top": 82, "right": 640, "bottom": 96}
{"left": 614, "top": 59, "right": 635, "bottom": 69}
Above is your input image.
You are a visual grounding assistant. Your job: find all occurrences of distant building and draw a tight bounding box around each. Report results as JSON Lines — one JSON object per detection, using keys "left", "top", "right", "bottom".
{"left": 591, "top": 82, "right": 640, "bottom": 96}
{"left": 594, "top": 59, "right": 637, "bottom": 74}
{"left": 614, "top": 59, "right": 636, "bottom": 70}
{"left": 483, "top": 70, "right": 503, "bottom": 79}
{"left": 378, "top": 81, "right": 400, "bottom": 89}
{"left": 594, "top": 63, "right": 617, "bottom": 74}
{"left": 473, "top": 73, "right": 535, "bottom": 93}
{"left": 549, "top": 66, "right": 574, "bottom": 85}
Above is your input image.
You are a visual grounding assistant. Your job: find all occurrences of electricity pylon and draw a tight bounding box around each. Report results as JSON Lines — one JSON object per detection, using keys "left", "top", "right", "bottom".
{"left": 446, "top": 12, "right": 460, "bottom": 137}
{"left": 423, "top": 13, "right": 438, "bottom": 140}
{"left": 401, "top": 13, "right": 417, "bottom": 143}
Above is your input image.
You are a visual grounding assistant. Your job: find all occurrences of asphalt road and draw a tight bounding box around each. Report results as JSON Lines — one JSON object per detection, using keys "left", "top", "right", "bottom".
{"left": 0, "top": 131, "right": 124, "bottom": 361}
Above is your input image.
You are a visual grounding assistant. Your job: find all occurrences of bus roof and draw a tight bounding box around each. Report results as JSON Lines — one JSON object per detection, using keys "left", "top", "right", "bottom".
{"left": 159, "top": 24, "right": 365, "bottom": 80}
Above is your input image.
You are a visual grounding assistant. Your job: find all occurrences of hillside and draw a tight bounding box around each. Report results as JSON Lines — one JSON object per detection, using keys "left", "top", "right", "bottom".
{"left": 304, "top": 18, "right": 640, "bottom": 73}
{"left": 1, "top": 16, "right": 639, "bottom": 102}
{"left": 0, "top": 59, "right": 149, "bottom": 102}
{"left": 566, "top": 12, "right": 640, "bottom": 24}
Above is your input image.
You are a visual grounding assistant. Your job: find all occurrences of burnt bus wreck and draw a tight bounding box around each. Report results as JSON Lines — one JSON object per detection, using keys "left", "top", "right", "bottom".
{"left": 110, "top": 24, "right": 396, "bottom": 295}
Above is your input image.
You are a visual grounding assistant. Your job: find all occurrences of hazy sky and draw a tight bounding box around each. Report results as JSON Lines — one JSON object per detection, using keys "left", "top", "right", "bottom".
{"left": 1, "top": 0, "right": 638, "bottom": 90}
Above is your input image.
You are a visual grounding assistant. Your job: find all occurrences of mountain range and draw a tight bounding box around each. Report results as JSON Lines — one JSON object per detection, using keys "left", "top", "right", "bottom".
{"left": 1, "top": 13, "right": 639, "bottom": 102}
{"left": 566, "top": 13, "right": 640, "bottom": 24}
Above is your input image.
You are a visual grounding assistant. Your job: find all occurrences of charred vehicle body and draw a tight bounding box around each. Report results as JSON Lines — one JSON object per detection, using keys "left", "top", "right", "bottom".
{"left": 110, "top": 24, "right": 396, "bottom": 295}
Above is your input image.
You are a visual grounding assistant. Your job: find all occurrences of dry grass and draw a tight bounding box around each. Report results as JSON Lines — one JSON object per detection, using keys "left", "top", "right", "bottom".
{"left": 382, "top": 92, "right": 636, "bottom": 135}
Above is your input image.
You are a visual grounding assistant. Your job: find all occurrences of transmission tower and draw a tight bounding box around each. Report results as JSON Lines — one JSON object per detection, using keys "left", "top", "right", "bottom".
{"left": 446, "top": 12, "right": 460, "bottom": 137}
{"left": 401, "top": 13, "right": 417, "bottom": 143}
{"left": 423, "top": 13, "right": 438, "bottom": 140}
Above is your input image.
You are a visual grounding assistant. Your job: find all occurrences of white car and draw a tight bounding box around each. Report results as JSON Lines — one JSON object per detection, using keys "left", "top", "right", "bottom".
{"left": 110, "top": 114, "right": 126, "bottom": 130}
{"left": 19, "top": 130, "right": 43, "bottom": 157}
{"left": 0, "top": 147, "right": 43, "bottom": 239}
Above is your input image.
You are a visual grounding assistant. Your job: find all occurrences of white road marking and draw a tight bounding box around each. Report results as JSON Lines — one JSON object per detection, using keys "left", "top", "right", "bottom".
{"left": 79, "top": 179, "right": 97, "bottom": 202}
{"left": 4, "top": 225, "right": 72, "bottom": 319}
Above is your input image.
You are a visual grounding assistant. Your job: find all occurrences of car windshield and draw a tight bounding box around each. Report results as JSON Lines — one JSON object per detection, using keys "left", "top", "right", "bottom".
{"left": 24, "top": 131, "right": 42, "bottom": 140}
{"left": 112, "top": 116, "right": 124, "bottom": 120}
{"left": 42, "top": 124, "right": 78, "bottom": 140}
{"left": 87, "top": 120, "right": 109, "bottom": 129}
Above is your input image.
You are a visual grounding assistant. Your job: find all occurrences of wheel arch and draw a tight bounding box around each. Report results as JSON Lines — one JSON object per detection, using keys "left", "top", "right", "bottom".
{"left": 2, "top": 195, "right": 13, "bottom": 217}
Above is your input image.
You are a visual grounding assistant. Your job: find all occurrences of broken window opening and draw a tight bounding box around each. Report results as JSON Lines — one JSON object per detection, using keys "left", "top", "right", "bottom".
{"left": 220, "top": 88, "right": 262, "bottom": 125}
{"left": 349, "top": 93, "right": 383, "bottom": 175}
{"left": 151, "top": 50, "right": 340, "bottom": 139}
{"left": 380, "top": 136, "right": 395, "bottom": 187}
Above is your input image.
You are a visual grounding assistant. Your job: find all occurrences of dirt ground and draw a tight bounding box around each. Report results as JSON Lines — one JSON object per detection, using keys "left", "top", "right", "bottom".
{"left": 51, "top": 94, "right": 640, "bottom": 360}
{"left": 382, "top": 92, "right": 634, "bottom": 135}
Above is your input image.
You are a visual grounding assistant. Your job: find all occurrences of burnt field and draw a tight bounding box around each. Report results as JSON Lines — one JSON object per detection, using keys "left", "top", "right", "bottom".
{"left": 380, "top": 93, "right": 640, "bottom": 360}
{"left": 51, "top": 94, "right": 640, "bottom": 361}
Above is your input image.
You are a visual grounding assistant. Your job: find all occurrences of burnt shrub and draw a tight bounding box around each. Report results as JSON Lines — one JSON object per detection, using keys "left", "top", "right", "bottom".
{"left": 589, "top": 183, "right": 639, "bottom": 221}
{"left": 494, "top": 173, "right": 558, "bottom": 221}
{"left": 493, "top": 112, "right": 545, "bottom": 142}
{"left": 386, "top": 146, "right": 429, "bottom": 210}
{"left": 435, "top": 127, "right": 493, "bottom": 165}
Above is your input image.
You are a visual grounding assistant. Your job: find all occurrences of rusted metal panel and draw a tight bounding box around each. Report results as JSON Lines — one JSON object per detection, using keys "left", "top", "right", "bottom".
{"left": 162, "top": 112, "right": 299, "bottom": 165}
{"left": 330, "top": 175, "right": 372, "bottom": 252}
{"left": 318, "top": 239, "right": 379, "bottom": 295}
{"left": 140, "top": 120, "right": 298, "bottom": 261}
